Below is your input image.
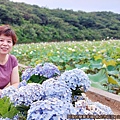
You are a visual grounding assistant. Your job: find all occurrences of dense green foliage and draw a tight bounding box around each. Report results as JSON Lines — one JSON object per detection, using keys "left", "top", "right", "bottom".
{"left": 0, "top": 0, "right": 120, "bottom": 43}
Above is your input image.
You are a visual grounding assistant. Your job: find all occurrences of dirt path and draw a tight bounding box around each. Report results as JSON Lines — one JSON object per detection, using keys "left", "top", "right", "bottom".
{"left": 87, "top": 95, "right": 120, "bottom": 115}
{"left": 86, "top": 87, "right": 120, "bottom": 115}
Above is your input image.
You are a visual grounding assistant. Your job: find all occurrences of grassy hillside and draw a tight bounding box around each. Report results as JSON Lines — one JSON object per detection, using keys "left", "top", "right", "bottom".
{"left": 0, "top": 0, "right": 120, "bottom": 43}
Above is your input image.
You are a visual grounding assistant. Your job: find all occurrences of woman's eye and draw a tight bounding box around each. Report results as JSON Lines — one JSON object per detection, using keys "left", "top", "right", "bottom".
{"left": 0, "top": 39, "right": 12, "bottom": 43}
{"left": 7, "top": 40, "right": 12, "bottom": 43}
{"left": 0, "top": 39, "right": 3, "bottom": 42}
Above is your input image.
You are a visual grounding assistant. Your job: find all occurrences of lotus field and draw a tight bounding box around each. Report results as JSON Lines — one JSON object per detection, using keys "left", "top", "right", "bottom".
{"left": 11, "top": 40, "right": 120, "bottom": 94}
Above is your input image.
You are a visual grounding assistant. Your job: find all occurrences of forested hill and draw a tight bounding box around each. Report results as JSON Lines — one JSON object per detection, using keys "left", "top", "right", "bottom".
{"left": 0, "top": 0, "right": 120, "bottom": 43}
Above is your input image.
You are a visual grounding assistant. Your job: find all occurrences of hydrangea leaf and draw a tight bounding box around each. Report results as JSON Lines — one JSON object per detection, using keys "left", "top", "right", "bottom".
{"left": 29, "top": 74, "right": 46, "bottom": 84}
{"left": 0, "top": 97, "right": 18, "bottom": 119}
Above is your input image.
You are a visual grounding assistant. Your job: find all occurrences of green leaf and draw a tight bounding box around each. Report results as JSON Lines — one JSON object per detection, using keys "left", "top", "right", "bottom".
{"left": 91, "top": 81, "right": 107, "bottom": 90}
{"left": 107, "top": 70, "right": 119, "bottom": 77}
{"left": 3, "top": 106, "right": 18, "bottom": 118}
{"left": 88, "top": 69, "right": 108, "bottom": 89}
{"left": 89, "top": 60, "right": 103, "bottom": 70}
{"left": 0, "top": 97, "right": 18, "bottom": 119}
{"left": 107, "top": 65, "right": 115, "bottom": 71}
{"left": 28, "top": 74, "right": 47, "bottom": 84}
{"left": 75, "top": 64, "right": 89, "bottom": 70}
{"left": 102, "top": 59, "right": 116, "bottom": 66}
{"left": 108, "top": 76, "right": 119, "bottom": 85}
{"left": 50, "top": 56, "right": 60, "bottom": 63}
{"left": 0, "top": 97, "right": 10, "bottom": 116}
{"left": 16, "top": 104, "right": 30, "bottom": 119}
{"left": 16, "top": 104, "right": 30, "bottom": 112}
{"left": 107, "top": 65, "right": 119, "bottom": 77}
{"left": 65, "top": 64, "right": 74, "bottom": 70}
{"left": 88, "top": 69, "right": 108, "bottom": 83}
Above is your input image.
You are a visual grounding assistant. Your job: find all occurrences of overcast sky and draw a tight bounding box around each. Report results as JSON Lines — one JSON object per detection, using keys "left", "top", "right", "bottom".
{"left": 10, "top": 0, "right": 120, "bottom": 14}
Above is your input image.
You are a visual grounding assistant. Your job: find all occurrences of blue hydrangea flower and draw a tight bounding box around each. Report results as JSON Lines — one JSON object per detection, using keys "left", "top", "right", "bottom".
{"left": 0, "top": 116, "right": 19, "bottom": 120}
{"left": 0, "top": 118, "right": 11, "bottom": 120}
{"left": 21, "top": 68, "right": 35, "bottom": 81}
{"left": 21, "top": 62, "right": 60, "bottom": 82}
{"left": 0, "top": 115, "right": 19, "bottom": 120}
{"left": 27, "top": 98, "right": 77, "bottom": 120}
{"left": 18, "top": 80, "right": 27, "bottom": 88}
{"left": 34, "top": 62, "right": 60, "bottom": 78}
{"left": 93, "top": 102, "right": 114, "bottom": 115}
{"left": 42, "top": 78, "right": 72, "bottom": 102}
{"left": 9, "top": 83, "right": 45, "bottom": 106}
{"left": 1, "top": 86, "right": 17, "bottom": 98}
{"left": 58, "top": 68, "right": 91, "bottom": 92}
{"left": 75, "top": 95, "right": 114, "bottom": 115}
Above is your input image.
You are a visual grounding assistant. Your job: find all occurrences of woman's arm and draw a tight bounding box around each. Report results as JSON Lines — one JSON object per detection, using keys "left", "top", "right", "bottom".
{"left": 10, "top": 65, "right": 20, "bottom": 88}
{"left": 0, "top": 89, "right": 2, "bottom": 95}
{"left": 0, "top": 65, "right": 19, "bottom": 95}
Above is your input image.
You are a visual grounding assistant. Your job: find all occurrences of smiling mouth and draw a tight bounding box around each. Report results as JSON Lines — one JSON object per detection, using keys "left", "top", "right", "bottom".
{"left": 1, "top": 48, "right": 8, "bottom": 51}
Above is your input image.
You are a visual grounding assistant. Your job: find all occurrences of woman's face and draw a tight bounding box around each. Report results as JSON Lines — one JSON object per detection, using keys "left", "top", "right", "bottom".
{"left": 0, "top": 34, "right": 13, "bottom": 55}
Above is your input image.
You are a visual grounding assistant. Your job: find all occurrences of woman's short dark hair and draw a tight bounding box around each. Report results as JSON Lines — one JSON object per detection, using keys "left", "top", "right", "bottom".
{"left": 0, "top": 24, "right": 17, "bottom": 45}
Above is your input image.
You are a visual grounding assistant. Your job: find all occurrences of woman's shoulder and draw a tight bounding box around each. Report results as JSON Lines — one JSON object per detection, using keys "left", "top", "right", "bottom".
{"left": 9, "top": 54, "right": 17, "bottom": 60}
{"left": 8, "top": 54, "right": 18, "bottom": 67}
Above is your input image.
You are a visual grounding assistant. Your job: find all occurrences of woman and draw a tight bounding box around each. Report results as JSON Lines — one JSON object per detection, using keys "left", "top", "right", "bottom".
{"left": 0, "top": 24, "right": 19, "bottom": 94}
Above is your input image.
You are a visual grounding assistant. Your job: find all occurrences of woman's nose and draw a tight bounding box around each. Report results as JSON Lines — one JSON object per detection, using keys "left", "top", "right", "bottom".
{"left": 3, "top": 40, "right": 8, "bottom": 45}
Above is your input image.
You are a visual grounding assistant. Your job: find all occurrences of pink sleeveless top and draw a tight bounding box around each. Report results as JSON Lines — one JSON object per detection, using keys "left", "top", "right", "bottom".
{"left": 0, "top": 54, "right": 18, "bottom": 89}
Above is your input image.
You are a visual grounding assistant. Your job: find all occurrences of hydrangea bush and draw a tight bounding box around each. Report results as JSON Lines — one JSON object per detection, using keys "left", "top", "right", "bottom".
{"left": 0, "top": 62, "right": 114, "bottom": 120}
{"left": 21, "top": 62, "right": 60, "bottom": 84}
{"left": 58, "top": 68, "right": 91, "bottom": 105}
{"left": 2, "top": 84, "right": 44, "bottom": 106}
{"left": 42, "top": 78, "right": 72, "bottom": 102}
{"left": 58, "top": 68, "right": 91, "bottom": 92}
{"left": 27, "top": 98, "right": 76, "bottom": 120}
{"left": 75, "top": 94, "right": 113, "bottom": 115}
